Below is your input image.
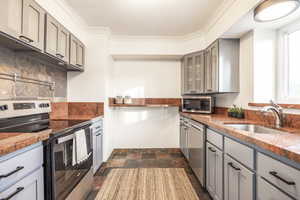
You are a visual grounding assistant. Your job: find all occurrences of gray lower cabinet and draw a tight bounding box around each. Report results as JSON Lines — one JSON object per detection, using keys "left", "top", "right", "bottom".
{"left": 257, "top": 177, "right": 293, "bottom": 200}
{"left": 206, "top": 142, "right": 223, "bottom": 200}
{"left": 45, "top": 14, "right": 70, "bottom": 63}
{"left": 70, "top": 34, "right": 85, "bottom": 69}
{"left": 224, "top": 155, "right": 253, "bottom": 200}
{"left": 0, "top": 167, "right": 44, "bottom": 200}
{"left": 0, "top": 0, "right": 45, "bottom": 50}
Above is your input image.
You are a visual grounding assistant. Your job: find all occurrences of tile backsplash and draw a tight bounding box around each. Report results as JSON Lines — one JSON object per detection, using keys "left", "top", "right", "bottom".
{"left": 0, "top": 46, "right": 67, "bottom": 100}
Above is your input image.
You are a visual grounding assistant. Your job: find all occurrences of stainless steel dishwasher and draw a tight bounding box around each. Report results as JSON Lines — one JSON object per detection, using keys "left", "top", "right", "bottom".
{"left": 188, "top": 120, "right": 206, "bottom": 187}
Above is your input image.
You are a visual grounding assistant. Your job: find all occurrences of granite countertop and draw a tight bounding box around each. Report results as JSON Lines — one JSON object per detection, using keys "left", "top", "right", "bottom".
{"left": 0, "top": 115, "right": 103, "bottom": 156}
{"left": 181, "top": 112, "right": 300, "bottom": 164}
{"left": 0, "top": 130, "right": 51, "bottom": 156}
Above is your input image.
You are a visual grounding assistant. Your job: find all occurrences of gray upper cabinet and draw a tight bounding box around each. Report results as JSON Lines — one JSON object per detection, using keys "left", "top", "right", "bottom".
{"left": 45, "top": 14, "right": 70, "bottom": 64}
{"left": 181, "top": 51, "right": 205, "bottom": 95}
{"left": 70, "top": 34, "right": 85, "bottom": 69}
{"left": 22, "top": 0, "right": 45, "bottom": 50}
{"left": 0, "top": 0, "right": 23, "bottom": 39}
{"left": 205, "top": 39, "right": 240, "bottom": 94}
{"left": 182, "top": 38, "right": 239, "bottom": 95}
{"left": 0, "top": 0, "right": 45, "bottom": 50}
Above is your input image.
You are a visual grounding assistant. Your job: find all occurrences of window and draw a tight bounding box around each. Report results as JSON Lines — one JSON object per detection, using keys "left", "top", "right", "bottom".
{"left": 278, "top": 21, "right": 300, "bottom": 103}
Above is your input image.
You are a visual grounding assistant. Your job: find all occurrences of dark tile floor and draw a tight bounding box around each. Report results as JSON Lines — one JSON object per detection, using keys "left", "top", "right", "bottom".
{"left": 87, "top": 149, "right": 211, "bottom": 200}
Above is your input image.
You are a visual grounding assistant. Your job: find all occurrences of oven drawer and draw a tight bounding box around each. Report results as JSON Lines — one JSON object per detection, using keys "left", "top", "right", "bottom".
{"left": 257, "top": 152, "right": 300, "bottom": 199}
{"left": 0, "top": 144, "right": 43, "bottom": 192}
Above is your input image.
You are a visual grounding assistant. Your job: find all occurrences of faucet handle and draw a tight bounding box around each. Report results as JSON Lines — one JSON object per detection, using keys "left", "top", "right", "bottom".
{"left": 270, "top": 100, "right": 283, "bottom": 111}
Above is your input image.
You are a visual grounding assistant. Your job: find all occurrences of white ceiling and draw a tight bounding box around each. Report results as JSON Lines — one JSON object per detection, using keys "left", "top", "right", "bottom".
{"left": 65, "top": 0, "right": 224, "bottom": 36}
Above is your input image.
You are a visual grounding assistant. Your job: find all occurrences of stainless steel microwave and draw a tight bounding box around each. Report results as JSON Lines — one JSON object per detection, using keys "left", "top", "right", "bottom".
{"left": 182, "top": 96, "right": 215, "bottom": 114}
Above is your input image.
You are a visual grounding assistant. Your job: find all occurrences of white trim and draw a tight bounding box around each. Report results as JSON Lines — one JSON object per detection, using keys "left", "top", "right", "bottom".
{"left": 277, "top": 20, "right": 300, "bottom": 103}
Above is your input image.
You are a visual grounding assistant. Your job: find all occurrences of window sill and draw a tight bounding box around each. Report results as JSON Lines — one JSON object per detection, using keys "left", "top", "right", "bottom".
{"left": 248, "top": 103, "right": 300, "bottom": 109}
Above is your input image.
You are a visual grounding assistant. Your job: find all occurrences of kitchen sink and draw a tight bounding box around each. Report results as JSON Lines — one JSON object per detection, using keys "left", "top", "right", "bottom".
{"left": 224, "top": 124, "right": 286, "bottom": 134}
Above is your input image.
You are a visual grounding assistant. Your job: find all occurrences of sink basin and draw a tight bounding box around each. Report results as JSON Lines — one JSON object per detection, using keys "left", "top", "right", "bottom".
{"left": 224, "top": 124, "right": 286, "bottom": 134}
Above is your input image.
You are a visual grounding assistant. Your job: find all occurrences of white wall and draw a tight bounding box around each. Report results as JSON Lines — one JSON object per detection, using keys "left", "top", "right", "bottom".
{"left": 105, "top": 60, "right": 181, "bottom": 153}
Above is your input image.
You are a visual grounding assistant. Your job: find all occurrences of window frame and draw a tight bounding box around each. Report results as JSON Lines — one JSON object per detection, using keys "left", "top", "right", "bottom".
{"left": 277, "top": 20, "right": 300, "bottom": 103}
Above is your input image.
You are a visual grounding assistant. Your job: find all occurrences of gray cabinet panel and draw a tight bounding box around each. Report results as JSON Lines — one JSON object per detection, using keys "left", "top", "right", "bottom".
{"left": 205, "top": 41, "right": 219, "bottom": 93}
{"left": 257, "top": 177, "right": 293, "bottom": 200}
{"left": 224, "top": 155, "right": 253, "bottom": 200}
{"left": 181, "top": 51, "right": 205, "bottom": 95}
{"left": 22, "top": 0, "right": 45, "bottom": 50}
{"left": 194, "top": 52, "right": 205, "bottom": 93}
{"left": 69, "top": 34, "right": 85, "bottom": 69}
{"left": 206, "top": 142, "right": 223, "bottom": 200}
{"left": 45, "top": 14, "right": 59, "bottom": 57}
{"left": 58, "top": 27, "right": 70, "bottom": 63}
{"left": 0, "top": 0, "right": 23, "bottom": 39}
{"left": 45, "top": 14, "right": 70, "bottom": 64}
{"left": 0, "top": 167, "right": 44, "bottom": 200}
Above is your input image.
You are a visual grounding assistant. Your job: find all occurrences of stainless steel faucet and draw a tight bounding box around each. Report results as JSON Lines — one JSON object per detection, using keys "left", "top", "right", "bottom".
{"left": 261, "top": 100, "right": 284, "bottom": 128}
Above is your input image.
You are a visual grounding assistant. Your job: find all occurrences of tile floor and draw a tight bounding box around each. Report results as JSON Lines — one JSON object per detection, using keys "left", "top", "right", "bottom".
{"left": 87, "top": 149, "right": 211, "bottom": 200}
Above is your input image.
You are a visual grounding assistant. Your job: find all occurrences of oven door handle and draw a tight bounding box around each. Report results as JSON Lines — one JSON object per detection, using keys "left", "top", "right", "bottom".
{"left": 57, "top": 134, "right": 75, "bottom": 144}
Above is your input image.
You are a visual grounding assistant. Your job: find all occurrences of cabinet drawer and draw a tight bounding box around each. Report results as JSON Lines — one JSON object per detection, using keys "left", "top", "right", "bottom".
{"left": 0, "top": 167, "right": 44, "bottom": 200}
{"left": 257, "top": 153, "right": 300, "bottom": 199}
{"left": 207, "top": 129, "right": 223, "bottom": 150}
{"left": 224, "top": 137, "right": 254, "bottom": 169}
{"left": 257, "top": 177, "right": 293, "bottom": 200}
{"left": 0, "top": 145, "right": 43, "bottom": 192}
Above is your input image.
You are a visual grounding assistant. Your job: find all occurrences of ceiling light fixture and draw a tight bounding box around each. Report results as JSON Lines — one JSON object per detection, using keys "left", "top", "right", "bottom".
{"left": 254, "top": 0, "right": 300, "bottom": 22}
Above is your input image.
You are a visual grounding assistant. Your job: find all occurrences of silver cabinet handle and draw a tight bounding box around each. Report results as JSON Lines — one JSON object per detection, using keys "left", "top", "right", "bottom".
{"left": 208, "top": 147, "right": 216, "bottom": 153}
{"left": 56, "top": 53, "right": 64, "bottom": 59}
{"left": 19, "top": 35, "right": 33, "bottom": 43}
{"left": 228, "top": 162, "right": 240, "bottom": 171}
{"left": 269, "top": 171, "right": 296, "bottom": 185}
{"left": 0, "top": 187, "right": 24, "bottom": 200}
{"left": 0, "top": 166, "right": 24, "bottom": 179}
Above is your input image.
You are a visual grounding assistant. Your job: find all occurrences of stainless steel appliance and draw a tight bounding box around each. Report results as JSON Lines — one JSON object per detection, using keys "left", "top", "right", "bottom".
{"left": 0, "top": 100, "right": 94, "bottom": 200}
{"left": 91, "top": 118, "right": 103, "bottom": 174}
{"left": 188, "top": 120, "right": 206, "bottom": 187}
{"left": 182, "top": 96, "right": 215, "bottom": 114}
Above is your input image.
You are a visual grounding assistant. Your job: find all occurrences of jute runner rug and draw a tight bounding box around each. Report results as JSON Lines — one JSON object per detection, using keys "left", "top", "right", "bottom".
{"left": 96, "top": 168, "right": 199, "bottom": 200}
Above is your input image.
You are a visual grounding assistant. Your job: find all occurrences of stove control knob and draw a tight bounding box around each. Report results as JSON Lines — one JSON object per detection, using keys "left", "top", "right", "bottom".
{"left": 0, "top": 105, "right": 8, "bottom": 111}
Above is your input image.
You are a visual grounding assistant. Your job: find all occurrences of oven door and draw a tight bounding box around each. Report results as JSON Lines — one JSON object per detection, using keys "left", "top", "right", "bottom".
{"left": 52, "top": 126, "right": 92, "bottom": 200}
{"left": 182, "top": 97, "right": 214, "bottom": 113}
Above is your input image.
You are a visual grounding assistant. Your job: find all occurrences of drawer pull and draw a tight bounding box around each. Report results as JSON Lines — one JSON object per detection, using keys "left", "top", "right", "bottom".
{"left": 269, "top": 171, "right": 296, "bottom": 186}
{"left": 208, "top": 147, "right": 216, "bottom": 153}
{"left": 228, "top": 162, "right": 241, "bottom": 171}
{"left": 0, "top": 187, "right": 24, "bottom": 200}
{"left": 19, "top": 35, "right": 33, "bottom": 43}
{"left": 0, "top": 166, "right": 24, "bottom": 179}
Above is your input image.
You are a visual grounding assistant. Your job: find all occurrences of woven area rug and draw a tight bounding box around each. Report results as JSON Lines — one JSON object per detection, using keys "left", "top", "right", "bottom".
{"left": 95, "top": 168, "right": 199, "bottom": 200}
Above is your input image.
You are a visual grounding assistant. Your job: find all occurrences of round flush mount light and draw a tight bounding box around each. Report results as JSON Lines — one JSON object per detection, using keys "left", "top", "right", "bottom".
{"left": 254, "top": 0, "right": 300, "bottom": 22}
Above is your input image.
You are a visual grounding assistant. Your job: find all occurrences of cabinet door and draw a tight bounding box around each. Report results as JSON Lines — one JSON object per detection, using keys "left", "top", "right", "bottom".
{"left": 76, "top": 41, "right": 85, "bottom": 68}
{"left": 0, "top": 0, "right": 22, "bottom": 39}
{"left": 224, "top": 155, "right": 253, "bottom": 200}
{"left": 96, "top": 134, "right": 103, "bottom": 168}
{"left": 206, "top": 142, "right": 223, "bottom": 200}
{"left": 257, "top": 177, "right": 293, "bottom": 200}
{"left": 58, "top": 26, "right": 70, "bottom": 63}
{"left": 22, "top": 0, "right": 45, "bottom": 50}
{"left": 194, "top": 52, "right": 205, "bottom": 94}
{"left": 0, "top": 167, "right": 44, "bottom": 200}
{"left": 45, "top": 14, "right": 59, "bottom": 57}
{"left": 210, "top": 41, "right": 219, "bottom": 93}
{"left": 70, "top": 35, "right": 78, "bottom": 66}
{"left": 205, "top": 49, "right": 213, "bottom": 93}
{"left": 185, "top": 56, "right": 195, "bottom": 94}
